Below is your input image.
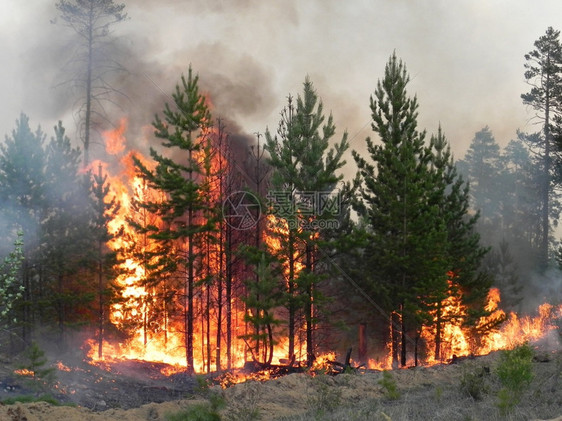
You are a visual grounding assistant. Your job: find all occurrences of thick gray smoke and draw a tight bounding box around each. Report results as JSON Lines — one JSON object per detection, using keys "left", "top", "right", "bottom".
{"left": 6, "top": 0, "right": 561, "bottom": 161}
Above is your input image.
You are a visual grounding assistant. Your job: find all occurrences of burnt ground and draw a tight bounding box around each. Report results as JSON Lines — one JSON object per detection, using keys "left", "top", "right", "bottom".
{"left": 0, "top": 354, "right": 197, "bottom": 410}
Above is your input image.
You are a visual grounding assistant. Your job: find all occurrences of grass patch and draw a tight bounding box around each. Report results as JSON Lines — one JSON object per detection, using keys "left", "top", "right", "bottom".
{"left": 1, "top": 394, "right": 68, "bottom": 406}
{"left": 496, "top": 342, "right": 534, "bottom": 414}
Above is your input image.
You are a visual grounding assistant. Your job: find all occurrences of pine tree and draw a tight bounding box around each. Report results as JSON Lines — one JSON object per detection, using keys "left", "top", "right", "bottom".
{"left": 428, "top": 127, "right": 491, "bottom": 359}
{"left": 132, "top": 67, "right": 215, "bottom": 374}
{"left": 520, "top": 27, "right": 562, "bottom": 269}
{"left": 353, "top": 54, "right": 451, "bottom": 367}
{"left": 42, "top": 122, "right": 92, "bottom": 342}
{"left": 499, "top": 139, "right": 543, "bottom": 276}
{"left": 0, "top": 114, "right": 48, "bottom": 343}
{"left": 89, "top": 164, "right": 121, "bottom": 359}
{"left": 239, "top": 247, "right": 284, "bottom": 365}
{"left": 265, "top": 77, "right": 348, "bottom": 366}
{"left": 54, "top": 0, "right": 128, "bottom": 165}
{"left": 456, "top": 127, "right": 502, "bottom": 238}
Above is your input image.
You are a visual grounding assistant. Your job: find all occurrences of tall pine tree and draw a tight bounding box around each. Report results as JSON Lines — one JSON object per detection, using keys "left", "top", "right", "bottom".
{"left": 132, "top": 67, "right": 215, "bottom": 374}
{"left": 352, "top": 54, "right": 489, "bottom": 367}
{"left": 265, "top": 78, "right": 348, "bottom": 366}
{"left": 521, "top": 27, "right": 562, "bottom": 269}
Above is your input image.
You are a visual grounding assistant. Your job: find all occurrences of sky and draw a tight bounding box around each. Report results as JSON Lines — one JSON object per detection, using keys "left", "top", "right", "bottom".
{"left": 1, "top": 0, "right": 561, "bottom": 167}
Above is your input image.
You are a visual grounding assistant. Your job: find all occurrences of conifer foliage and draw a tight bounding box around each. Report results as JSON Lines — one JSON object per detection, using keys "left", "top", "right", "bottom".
{"left": 353, "top": 53, "right": 491, "bottom": 367}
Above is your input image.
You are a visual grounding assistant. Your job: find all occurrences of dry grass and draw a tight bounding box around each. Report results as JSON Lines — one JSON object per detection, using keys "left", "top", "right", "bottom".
{"left": 0, "top": 348, "right": 560, "bottom": 420}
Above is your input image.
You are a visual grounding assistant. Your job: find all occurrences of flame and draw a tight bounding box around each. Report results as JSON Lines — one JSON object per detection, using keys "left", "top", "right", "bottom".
{"left": 86, "top": 116, "right": 254, "bottom": 374}
{"left": 55, "top": 361, "right": 72, "bottom": 372}
{"left": 418, "top": 285, "right": 560, "bottom": 367}
{"left": 84, "top": 116, "right": 562, "bottom": 378}
{"left": 14, "top": 368, "right": 34, "bottom": 376}
{"left": 103, "top": 117, "right": 127, "bottom": 155}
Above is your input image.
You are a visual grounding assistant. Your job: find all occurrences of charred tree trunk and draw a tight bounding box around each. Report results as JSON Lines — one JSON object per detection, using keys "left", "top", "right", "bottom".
{"left": 435, "top": 301, "right": 443, "bottom": 362}
{"left": 391, "top": 311, "right": 399, "bottom": 369}
{"left": 400, "top": 306, "right": 407, "bottom": 367}
{"left": 288, "top": 229, "right": 296, "bottom": 362}
{"left": 226, "top": 223, "right": 233, "bottom": 370}
{"left": 305, "top": 241, "right": 314, "bottom": 367}
{"left": 358, "top": 323, "right": 367, "bottom": 365}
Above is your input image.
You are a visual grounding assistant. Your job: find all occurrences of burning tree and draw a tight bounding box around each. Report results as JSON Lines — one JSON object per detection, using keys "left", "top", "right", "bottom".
{"left": 132, "top": 67, "right": 217, "bottom": 374}
{"left": 89, "top": 164, "right": 122, "bottom": 359}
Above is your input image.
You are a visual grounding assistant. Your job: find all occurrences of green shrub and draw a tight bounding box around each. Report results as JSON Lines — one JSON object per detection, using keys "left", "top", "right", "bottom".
{"left": 378, "top": 370, "right": 400, "bottom": 400}
{"left": 495, "top": 342, "right": 534, "bottom": 414}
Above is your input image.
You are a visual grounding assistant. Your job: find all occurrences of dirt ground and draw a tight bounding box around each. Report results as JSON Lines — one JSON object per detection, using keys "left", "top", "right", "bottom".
{"left": 0, "top": 348, "right": 561, "bottom": 421}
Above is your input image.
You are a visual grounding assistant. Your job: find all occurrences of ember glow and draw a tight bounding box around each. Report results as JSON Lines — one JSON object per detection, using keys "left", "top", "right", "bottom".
{"left": 13, "top": 368, "right": 34, "bottom": 377}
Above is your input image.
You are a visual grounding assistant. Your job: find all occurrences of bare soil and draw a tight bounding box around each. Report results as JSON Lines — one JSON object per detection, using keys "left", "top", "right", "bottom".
{"left": 0, "top": 347, "right": 561, "bottom": 420}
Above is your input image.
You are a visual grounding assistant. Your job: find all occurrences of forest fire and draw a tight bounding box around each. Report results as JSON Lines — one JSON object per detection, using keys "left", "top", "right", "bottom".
{"left": 80, "top": 116, "right": 562, "bottom": 380}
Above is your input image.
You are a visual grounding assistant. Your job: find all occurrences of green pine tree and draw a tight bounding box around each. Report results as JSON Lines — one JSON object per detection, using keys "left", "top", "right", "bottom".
{"left": 0, "top": 114, "right": 48, "bottom": 343}
{"left": 456, "top": 127, "right": 502, "bottom": 237}
{"left": 265, "top": 77, "right": 348, "bottom": 366}
{"left": 132, "top": 67, "right": 215, "bottom": 374}
{"left": 42, "top": 122, "right": 93, "bottom": 343}
{"left": 239, "top": 246, "right": 284, "bottom": 365}
{"left": 89, "top": 164, "right": 121, "bottom": 359}
{"left": 428, "top": 126, "right": 492, "bottom": 360}
{"left": 353, "top": 53, "right": 451, "bottom": 367}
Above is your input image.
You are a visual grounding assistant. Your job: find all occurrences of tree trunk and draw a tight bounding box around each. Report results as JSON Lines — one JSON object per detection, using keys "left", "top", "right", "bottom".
{"left": 226, "top": 222, "right": 233, "bottom": 370}
{"left": 434, "top": 301, "right": 442, "bottom": 361}
{"left": 391, "top": 312, "right": 399, "bottom": 369}
{"left": 186, "top": 212, "right": 195, "bottom": 374}
{"left": 97, "top": 239, "right": 104, "bottom": 359}
{"left": 288, "top": 232, "right": 295, "bottom": 362}
{"left": 358, "top": 323, "right": 367, "bottom": 365}
{"left": 305, "top": 241, "right": 314, "bottom": 367}
{"left": 400, "top": 305, "right": 407, "bottom": 367}
{"left": 542, "top": 66, "right": 551, "bottom": 269}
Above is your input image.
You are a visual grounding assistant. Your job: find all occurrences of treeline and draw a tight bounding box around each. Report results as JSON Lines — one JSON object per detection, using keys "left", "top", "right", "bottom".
{"left": 456, "top": 27, "right": 562, "bottom": 311}
{"left": 1, "top": 24, "right": 562, "bottom": 372}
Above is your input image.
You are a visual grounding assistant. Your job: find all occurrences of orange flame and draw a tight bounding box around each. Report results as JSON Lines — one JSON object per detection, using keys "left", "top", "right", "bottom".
{"left": 103, "top": 117, "right": 128, "bottom": 155}
{"left": 85, "top": 116, "right": 561, "bottom": 378}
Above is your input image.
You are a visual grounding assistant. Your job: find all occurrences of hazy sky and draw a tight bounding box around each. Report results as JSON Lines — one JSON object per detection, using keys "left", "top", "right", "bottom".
{"left": 1, "top": 0, "right": 561, "bottom": 164}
